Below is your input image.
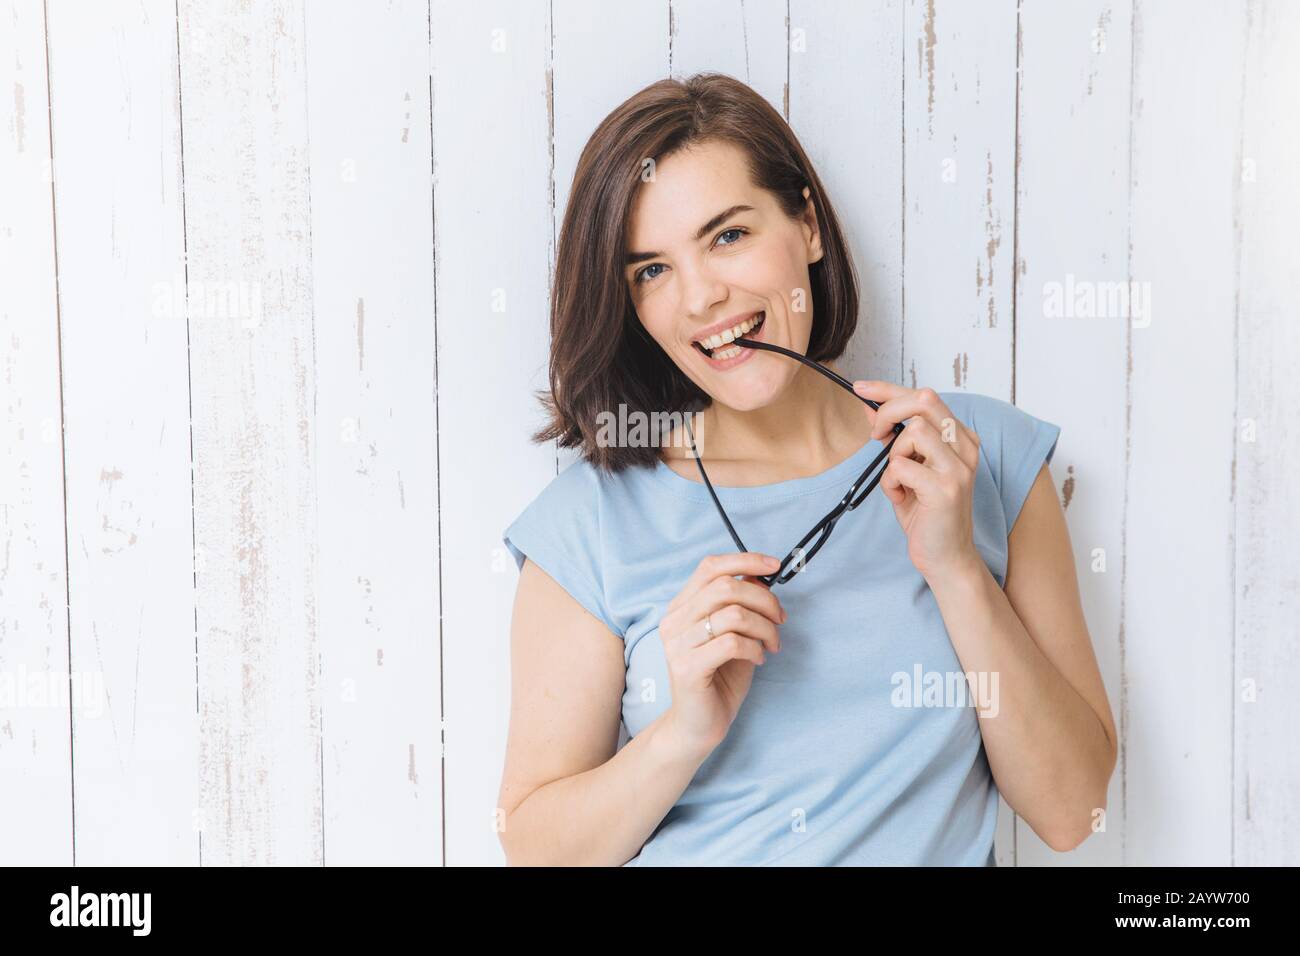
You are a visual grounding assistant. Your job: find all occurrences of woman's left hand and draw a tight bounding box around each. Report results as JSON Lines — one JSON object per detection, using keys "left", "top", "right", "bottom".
{"left": 853, "top": 381, "right": 983, "bottom": 583}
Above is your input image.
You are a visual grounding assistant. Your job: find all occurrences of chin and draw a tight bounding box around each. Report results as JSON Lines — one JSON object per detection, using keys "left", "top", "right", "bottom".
{"left": 706, "top": 373, "right": 788, "bottom": 412}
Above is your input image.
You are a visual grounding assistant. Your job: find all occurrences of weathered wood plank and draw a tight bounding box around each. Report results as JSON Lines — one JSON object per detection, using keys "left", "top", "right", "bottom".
{"left": 0, "top": 0, "right": 73, "bottom": 866}
{"left": 178, "top": 0, "right": 323, "bottom": 865}
{"left": 791, "top": 0, "right": 904, "bottom": 385}
{"left": 1124, "top": 0, "right": 1245, "bottom": 865}
{"left": 1233, "top": 0, "right": 1300, "bottom": 867}
{"left": 902, "top": 0, "right": 1018, "bottom": 863}
{"left": 434, "top": 0, "right": 557, "bottom": 865}
{"left": 45, "top": 0, "right": 199, "bottom": 864}
{"left": 902, "top": 0, "right": 1017, "bottom": 396}
{"left": 304, "top": 0, "right": 442, "bottom": 865}
{"left": 1013, "top": 0, "right": 1130, "bottom": 865}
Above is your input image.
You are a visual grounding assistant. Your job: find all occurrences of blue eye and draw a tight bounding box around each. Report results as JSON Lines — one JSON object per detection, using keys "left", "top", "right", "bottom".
{"left": 634, "top": 263, "right": 666, "bottom": 285}
{"left": 633, "top": 226, "right": 749, "bottom": 285}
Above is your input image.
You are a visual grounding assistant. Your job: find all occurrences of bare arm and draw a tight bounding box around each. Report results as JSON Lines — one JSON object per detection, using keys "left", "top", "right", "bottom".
{"left": 496, "top": 557, "right": 710, "bottom": 866}
{"left": 925, "top": 464, "right": 1118, "bottom": 851}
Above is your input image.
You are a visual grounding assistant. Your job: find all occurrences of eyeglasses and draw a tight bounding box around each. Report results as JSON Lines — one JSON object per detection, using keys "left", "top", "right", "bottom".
{"left": 682, "top": 336, "right": 906, "bottom": 588}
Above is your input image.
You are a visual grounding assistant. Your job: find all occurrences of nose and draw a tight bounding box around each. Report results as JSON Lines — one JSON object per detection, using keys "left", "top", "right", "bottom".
{"left": 677, "top": 257, "right": 731, "bottom": 325}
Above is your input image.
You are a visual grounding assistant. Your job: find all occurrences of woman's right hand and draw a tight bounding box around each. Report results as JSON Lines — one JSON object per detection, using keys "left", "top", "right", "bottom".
{"left": 658, "top": 552, "right": 787, "bottom": 759}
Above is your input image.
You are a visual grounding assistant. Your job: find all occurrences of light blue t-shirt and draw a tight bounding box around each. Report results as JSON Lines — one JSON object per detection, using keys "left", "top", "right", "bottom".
{"left": 502, "top": 390, "right": 1060, "bottom": 866}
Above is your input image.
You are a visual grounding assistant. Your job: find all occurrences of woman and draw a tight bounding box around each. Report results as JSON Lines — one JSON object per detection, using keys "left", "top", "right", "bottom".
{"left": 498, "top": 73, "right": 1116, "bottom": 866}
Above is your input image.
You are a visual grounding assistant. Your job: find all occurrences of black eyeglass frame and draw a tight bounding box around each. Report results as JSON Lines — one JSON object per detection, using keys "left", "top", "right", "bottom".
{"left": 682, "top": 336, "right": 906, "bottom": 587}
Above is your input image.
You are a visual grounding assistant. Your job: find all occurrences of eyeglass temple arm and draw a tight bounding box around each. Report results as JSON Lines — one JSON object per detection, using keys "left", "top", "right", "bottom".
{"left": 684, "top": 396, "right": 899, "bottom": 589}
{"left": 734, "top": 338, "right": 906, "bottom": 436}
{"left": 684, "top": 339, "right": 908, "bottom": 586}
{"left": 684, "top": 413, "right": 751, "bottom": 556}
{"left": 761, "top": 436, "right": 895, "bottom": 586}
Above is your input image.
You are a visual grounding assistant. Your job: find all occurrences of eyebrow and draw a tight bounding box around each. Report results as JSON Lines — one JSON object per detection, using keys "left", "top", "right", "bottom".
{"left": 624, "top": 204, "right": 756, "bottom": 267}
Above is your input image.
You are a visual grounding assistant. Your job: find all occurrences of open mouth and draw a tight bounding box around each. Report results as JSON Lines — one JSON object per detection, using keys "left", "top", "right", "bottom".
{"left": 692, "top": 311, "right": 766, "bottom": 359}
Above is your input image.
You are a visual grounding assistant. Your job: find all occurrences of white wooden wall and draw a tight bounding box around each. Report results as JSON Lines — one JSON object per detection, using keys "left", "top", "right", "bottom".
{"left": 1, "top": 0, "right": 1296, "bottom": 866}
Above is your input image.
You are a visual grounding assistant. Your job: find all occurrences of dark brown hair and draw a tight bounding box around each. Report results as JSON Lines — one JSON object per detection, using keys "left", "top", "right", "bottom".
{"left": 531, "top": 71, "right": 861, "bottom": 474}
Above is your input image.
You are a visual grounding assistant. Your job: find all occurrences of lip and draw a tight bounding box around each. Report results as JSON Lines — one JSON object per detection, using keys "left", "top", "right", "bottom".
{"left": 693, "top": 311, "right": 767, "bottom": 370}
{"left": 691, "top": 309, "right": 765, "bottom": 344}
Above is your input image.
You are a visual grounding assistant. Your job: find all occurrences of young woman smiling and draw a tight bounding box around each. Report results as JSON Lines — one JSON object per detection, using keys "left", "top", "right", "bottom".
{"left": 498, "top": 73, "right": 1116, "bottom": 867}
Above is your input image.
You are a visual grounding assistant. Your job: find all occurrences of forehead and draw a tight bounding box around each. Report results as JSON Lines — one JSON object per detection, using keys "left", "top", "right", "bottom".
{"left": 626, "top": 140, "right": 762, "bottom": 243}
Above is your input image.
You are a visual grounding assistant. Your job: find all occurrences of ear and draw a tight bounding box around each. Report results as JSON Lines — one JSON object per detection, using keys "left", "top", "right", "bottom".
{"left": 801, "top": 186, "right": 824, "bottom": 265}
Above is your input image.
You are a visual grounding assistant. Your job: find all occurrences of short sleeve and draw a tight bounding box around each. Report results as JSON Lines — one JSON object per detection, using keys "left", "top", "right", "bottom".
{"left": 501, "top": 462, "right": 623, "bottom": 640}
{"left": 951, "top": 392, "right": 1061, "bottom": 537}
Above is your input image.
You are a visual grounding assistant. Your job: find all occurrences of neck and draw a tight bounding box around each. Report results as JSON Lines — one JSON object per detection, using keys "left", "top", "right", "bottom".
{"left": 682, "top": 360, "right": 872, "bottom": 475}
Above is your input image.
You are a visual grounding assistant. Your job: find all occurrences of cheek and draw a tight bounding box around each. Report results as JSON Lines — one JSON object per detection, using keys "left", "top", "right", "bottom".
{"left": 747, "top": 242, "right": 806, "bottom": 302}
{"left": 635, "top": 308, "right": 679, "bottom": 351}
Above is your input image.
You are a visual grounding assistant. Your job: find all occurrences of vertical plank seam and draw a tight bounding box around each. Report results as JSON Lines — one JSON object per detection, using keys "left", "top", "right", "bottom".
{"left": 1010, "top": 0, "right": 1023, "bottom": 866}
{"left": 40, "top": 0, "right": 76, "bottom": 868}
{"left": 1010, "top": 0, "right": 1021, "bottom": 409}
{"left": 550, "top": 0, "right": 559, "bottom": 480}
{"left": 173, "top": 0, "right": 203, "bottom": 866}
{"left": 1228, "top": 0, "right": 1253, "bottom": 868}
{"left": 899, "top": 0, "right": 906, "bottom": 384}
{"left": 1120, "top": 0, "right": 1138, "bottom": 868}
{"left": 299, "top": 0, "right": 326, "bottom": 867}
{"left": 428, "top": 0, "right": 447, "bottom": 867}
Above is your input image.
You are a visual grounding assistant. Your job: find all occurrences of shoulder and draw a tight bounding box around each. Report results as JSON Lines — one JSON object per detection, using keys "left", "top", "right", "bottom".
{"left": 937, "top": 390, "right": 1029, "bottom": 432}
{"left": 500, "top": 455, "right": 635, "bottom": 639}
{"left": 506, "top": 455, "right": 609, "bottom": 538}
{"left": 540, "top": 453, "right": 606, "bottom": 499}
{"left": 937, "top": 391, "right": 1060, "bottom": 458}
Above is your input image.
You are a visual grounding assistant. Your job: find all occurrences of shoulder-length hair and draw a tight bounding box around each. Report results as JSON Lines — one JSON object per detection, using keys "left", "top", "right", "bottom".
{"left": 530, "top": 71, "right": 861, "bottom": 474}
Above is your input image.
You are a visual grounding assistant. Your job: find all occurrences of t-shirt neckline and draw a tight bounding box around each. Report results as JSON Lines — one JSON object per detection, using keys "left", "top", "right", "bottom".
{"left": 648, "top": 433, "right": 886, "bottom": 505}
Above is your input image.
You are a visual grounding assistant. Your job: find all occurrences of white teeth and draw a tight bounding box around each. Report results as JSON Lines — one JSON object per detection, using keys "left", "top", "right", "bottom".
{"left": 696, "top": 312, "right": 762, "bottom": 351}
{"left": 712, "top": 345, "right": 743, "bottom": 360}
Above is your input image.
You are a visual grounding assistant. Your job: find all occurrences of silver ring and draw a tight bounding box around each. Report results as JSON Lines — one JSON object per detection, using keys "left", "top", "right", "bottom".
{"left": 703, "top": 614, "right": 714, "bottom": 639}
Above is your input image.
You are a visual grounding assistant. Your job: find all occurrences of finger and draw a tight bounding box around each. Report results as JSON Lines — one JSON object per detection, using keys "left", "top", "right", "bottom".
{"left": 888, "top": 417, "right": 968, "bottom": 475}
{"left": 863, "top": 387, "right": 948, "bottom": 439}
{"left": 668, "top": 552, "right": 781, "bottom": 612}
{"left": 916, "top": 408, "right": 979, "bottom": 471}
{"left": 880, "top": 459, "right": 907, "bottom": 505}
{"left": 882, "top": 454, "right": 947, "bottom": 504}
{"left": 691, "top": 602, "right": 781, "bottom": 654}
{"left": 852, "top": 379, "right": 910, "bottom": 405}
{"left": 860, "top": 387, "right": 978, "bottom": 466}
{"left": 680, "top": 573, "right": 786, "bottom": 634}
{"left": 691, "top": 631, "right": 766, "bottom": 674}
{"left": 850, "top": 379, "right": 907, "bottom": 430}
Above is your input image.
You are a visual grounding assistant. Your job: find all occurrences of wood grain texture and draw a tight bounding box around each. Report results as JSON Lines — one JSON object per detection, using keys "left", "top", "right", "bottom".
{"left": 433, "top": 0, "right": 556, "bottom": 866}
{"left": 0, "top": 0, "right": 73, "bottom": 866}
{"left": 902, "top": 0, "right": 1017, "bottom": 396}
{"left": 791, "top": 0, "right": 904, "bottom": 389}
{"left": 178, "top": 0, "right": 323, "bottom": 865}
{"left": 1124, "top": 0, "right": 1244, "bottom": 865}
{"left": 902, "top": 0, "right": 1020, "bottom": 864}
{"left": 46, "top": 0, "right": 199, "bottom": 865}
{"left": 1012, "top": 0, "right": 1130, "bottom": 866}
{"left": 1233, "top": 0, "right": 1300, "bottom": 867}
{"left": 305, "top": 0, "right": 442, "bottom": 866}
{"left": 1, "top": 0, "right": 1294, "bottom": 867}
